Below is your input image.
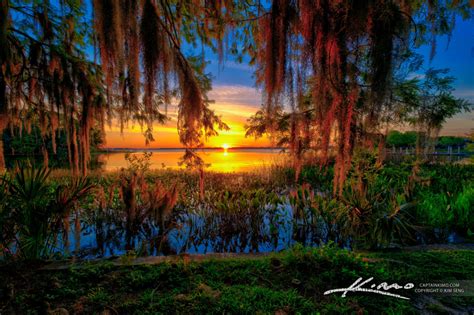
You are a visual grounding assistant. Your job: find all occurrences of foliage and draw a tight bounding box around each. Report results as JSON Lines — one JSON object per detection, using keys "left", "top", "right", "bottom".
{"left": 1, "top": 247, "right": 473, "bottom": 314}
{"left": 0, "top": 164, "right": 94, "bottom": 259}
{"left": 337, "top": 149, "right": 415, "bottom": 249}
{"left": 2, "top": 124, "right": 105, "bottom": 170}
{"left": 123, "top": 152, "right": 153, "bottom": 176}
{"left": 390, "top": 68, "right": 472, "bottom": 156}
{"left": 1, "top": 0, "right": 106, "bottom": 174}
{"left": 2, "top": 0, "right": 241, "bottom": 174}
{"left": 437, "top": 136, "right": 467, "bottom": 147}
{"left": 179, "top": 189, "right": 283, "bottom": 253}
{"left": 245, "top": 0, "right": 471, "bottom": 193}
{"left": 91, "top": 0, "right": 234, "bottom": 150}
{"left": 452, "top": 185, "right": 474, "bottom": 236}
{"left": 297, "top": 165, "right": 333, "bottom": 193}
{"left": 417, "top": 184, "right": 474, "bottom": 241}
{"left": 289, "top": 185, "right": 346, "bottom": 246}
{"left": 1, "top": 160, "right": 473, "bottom": 259}
{"left": 386, "top": 130, "right": 418, "bottom": 147}
{"left": 85, "top": 153, "right": 182, "bottom": 256}
{"left": 387, "top": 132, "right": 468, "bottom": 149}
{"left": 409, "top": 69, "right": 471, "bottom": 134}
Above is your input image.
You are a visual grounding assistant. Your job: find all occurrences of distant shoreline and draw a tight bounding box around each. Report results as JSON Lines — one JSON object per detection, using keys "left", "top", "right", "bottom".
{"left": 98, "top": 147, "right": 284, "bottom": 153}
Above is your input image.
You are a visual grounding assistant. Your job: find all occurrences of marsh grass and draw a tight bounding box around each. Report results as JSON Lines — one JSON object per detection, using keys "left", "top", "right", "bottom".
{"left": 1, "top": 161, "right": 473, "bottom": 259}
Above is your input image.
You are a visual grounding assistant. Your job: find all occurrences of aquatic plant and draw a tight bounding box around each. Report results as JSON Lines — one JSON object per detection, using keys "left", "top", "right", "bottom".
{"left": 289, "top": 184, "right": 345, "bottom": 246}
{"left": 177, "top": 189, "right": 284, "bottom": 253}
{"left": 2, "top": 160, "right": 472, "bottom": 259}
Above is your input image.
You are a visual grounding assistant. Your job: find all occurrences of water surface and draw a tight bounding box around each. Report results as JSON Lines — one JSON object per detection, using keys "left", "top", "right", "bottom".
{"left": 98, "top": 148, "right": 285, "bottom": 172}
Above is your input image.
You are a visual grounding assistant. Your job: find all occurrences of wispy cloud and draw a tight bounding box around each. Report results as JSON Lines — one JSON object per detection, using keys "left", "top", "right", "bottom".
{"left": 105, "top": 84, "right": 267, "bottom": 148}
{"left": 210, "top": 60, "right": 254, "bottom": 72}
{"left": 453, "top": 88, "right": 474, "bottom": 103}
{"left": 406, "top": 72, "right": 426, "bottom": 80}
{"left": 208, "top": 84, "right": 262, "bottom": 107}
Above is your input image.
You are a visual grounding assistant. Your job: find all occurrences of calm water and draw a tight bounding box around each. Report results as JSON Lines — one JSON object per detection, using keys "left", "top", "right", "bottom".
{"left": 59, "top": 202, "right": 336, "bottom": 258}
{"left": 98, "top": 148, "right": 286, "bottom": 172}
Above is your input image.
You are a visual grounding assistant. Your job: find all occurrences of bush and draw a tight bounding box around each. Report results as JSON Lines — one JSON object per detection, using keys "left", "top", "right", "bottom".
{"left": 0, "top": 164, "right": 94, "bottom": 260}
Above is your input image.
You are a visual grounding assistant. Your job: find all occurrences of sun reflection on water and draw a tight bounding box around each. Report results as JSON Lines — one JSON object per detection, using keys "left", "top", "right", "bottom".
{"left": 99, "top": 149, "right": 284, "bottom": 172}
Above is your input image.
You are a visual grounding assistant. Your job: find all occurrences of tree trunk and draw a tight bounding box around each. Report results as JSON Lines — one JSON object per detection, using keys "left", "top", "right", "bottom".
{"left": 0, "top": 130, "right": 5, "bottom": 170}
{"left": 0, "top": 114, "right": 7, "bottom": 171}
{"left": 0, "top": 72, "right": 7, "bottom": 171}
{"left": 377, "top": 134, "right": 386, "bottom": 164}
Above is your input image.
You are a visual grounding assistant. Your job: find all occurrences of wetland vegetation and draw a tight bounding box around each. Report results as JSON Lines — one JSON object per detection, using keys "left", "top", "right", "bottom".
{"left": 1, "top": 0, "right": 473, "bottom": 313}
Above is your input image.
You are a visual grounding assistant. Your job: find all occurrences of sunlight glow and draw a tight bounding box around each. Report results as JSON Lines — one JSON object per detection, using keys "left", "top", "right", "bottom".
{"left": 222, "top": 143, "right": 230, "bottom": 150}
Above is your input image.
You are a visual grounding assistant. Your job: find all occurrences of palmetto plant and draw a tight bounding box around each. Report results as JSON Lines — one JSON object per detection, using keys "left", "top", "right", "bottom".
{"left": 0, "top": 173, "right": 12, "bottom": 256}
{"left": 338, "top": 176, "right": 415, "bottom": 249}
{"left": 2, "top": 164, "right": 94, "bottom": 260}
{"left": 8, "top": 166, "right": 52, "bottom": 259}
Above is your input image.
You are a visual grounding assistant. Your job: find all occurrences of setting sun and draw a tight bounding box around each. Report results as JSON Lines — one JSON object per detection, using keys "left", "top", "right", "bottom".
{"left": 222, "top": 143, "right": 230, "bottom": 150}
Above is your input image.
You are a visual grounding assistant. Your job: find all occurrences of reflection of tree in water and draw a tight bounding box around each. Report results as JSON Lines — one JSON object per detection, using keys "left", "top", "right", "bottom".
{"left": 76, "top": 169, "right": 178, "bottom": 257}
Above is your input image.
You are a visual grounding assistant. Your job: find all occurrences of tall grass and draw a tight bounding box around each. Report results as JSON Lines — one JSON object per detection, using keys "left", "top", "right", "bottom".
{"left": 1, "top": 159, "right": 473, "bottom": 260}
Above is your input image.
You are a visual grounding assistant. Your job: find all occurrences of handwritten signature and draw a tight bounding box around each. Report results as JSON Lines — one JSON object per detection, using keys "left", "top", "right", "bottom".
{"left": 324, "top": 277, "right": 414, "bottom": 300}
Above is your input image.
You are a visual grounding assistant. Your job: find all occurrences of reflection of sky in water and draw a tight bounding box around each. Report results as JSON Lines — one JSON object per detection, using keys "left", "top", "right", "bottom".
{"left": 98, "top": 148, "right": 286, "bottom": 172}
{"left": 61, "top": 203, "right": 307, "bottom": 259}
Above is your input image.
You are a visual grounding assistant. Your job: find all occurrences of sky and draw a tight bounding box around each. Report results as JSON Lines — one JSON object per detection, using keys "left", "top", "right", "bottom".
{"left": 105, "top": 16, "right": 474, "bottom": 149}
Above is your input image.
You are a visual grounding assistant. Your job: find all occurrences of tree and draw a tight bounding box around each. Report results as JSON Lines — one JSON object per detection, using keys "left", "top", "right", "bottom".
{"left": 0, "top": 0, "right": 106, "bottom": 174}
{"left": 2, "top": 0, "right": 472, "bottom": 183}
{"left": 1, "top": 0, "right": 239, "bottom": 174}
{"left": 386, "top": 131, "right": 418, "bottom": 148}
{"left": 244, "top": 0, "right": 472, "bottom": 194}
{"left": 246, "top": 92, "right": 316, "bottom": 181}
{"left": 391, "top": 68, "right": 472, "bottom": 155}
{"left": 437, "top": 136, "right": 466, "bottom": 148}
{"left": 2, "top": 121, "right": 105, "bottom": 168}
{"left": 90, "top": 0, "right": 245, "bottom": 165}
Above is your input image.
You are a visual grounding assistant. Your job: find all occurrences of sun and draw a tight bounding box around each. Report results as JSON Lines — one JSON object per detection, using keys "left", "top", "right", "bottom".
{"left": 222, "top": 143, "right": 230, "bottom": 150}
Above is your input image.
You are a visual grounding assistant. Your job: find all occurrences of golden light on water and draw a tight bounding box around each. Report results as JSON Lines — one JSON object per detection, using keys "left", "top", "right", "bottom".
{"left": 222, "top": 143, "right": 230, "bottom": 156}
{"left": 99, "top": 149, "right": 284, "bottom": 173}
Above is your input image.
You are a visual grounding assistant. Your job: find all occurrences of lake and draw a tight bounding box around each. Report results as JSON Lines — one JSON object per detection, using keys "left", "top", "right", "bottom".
{"left": 97, "top": 148, "right": 286, "bottom": 172}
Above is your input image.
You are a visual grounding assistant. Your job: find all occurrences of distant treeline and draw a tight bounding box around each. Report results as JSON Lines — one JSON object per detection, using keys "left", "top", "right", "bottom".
{"left": 2, "top": 125, "right": 105, "bottom": 169}
{"left": 386, "top": 130, "right": 470, "bottom": 148}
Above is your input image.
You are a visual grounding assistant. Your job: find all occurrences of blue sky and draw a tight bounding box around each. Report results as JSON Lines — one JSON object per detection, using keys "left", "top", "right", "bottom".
{"left": 416, "top": 16, "right": 474, "bottom": 103}
{"left": 107, "top": 8, "right": 474, "bottom": 147}
{"left": 203, "top": 16, "right": 474, "bottom": 137}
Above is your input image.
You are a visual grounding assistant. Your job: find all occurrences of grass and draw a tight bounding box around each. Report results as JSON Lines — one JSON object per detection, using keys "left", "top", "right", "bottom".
{"left": 1, "top": 162, "right": 472, "bottom": 313}
{"left": 1, "top": 246, "right": 473, "bottom": 314}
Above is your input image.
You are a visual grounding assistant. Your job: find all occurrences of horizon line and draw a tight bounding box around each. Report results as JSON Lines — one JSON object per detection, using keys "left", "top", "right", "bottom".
{"left": 100, "top": 146, "right": 283, "bottom": 150}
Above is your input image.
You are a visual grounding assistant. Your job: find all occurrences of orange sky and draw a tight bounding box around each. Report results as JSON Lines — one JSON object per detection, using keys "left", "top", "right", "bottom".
{"left": 105, "top": 85, "right": 273, "bottom": 148}
{"left": 105, "top": 84, "right": 473, "bottom": 148}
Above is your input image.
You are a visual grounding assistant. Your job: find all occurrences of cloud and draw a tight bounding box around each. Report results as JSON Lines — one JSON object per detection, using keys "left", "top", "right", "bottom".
{"left": 104, "top": 85, "right": 267, "bottom": 147}
{"left": 453, "top": 88, "right": 474, "bottom": 103}
{"left": 442, "top": 110, "right": 473, "bottom": 136}
{"left": 220, "top": 61, "right": 254, "bottom": 72}
{"left": 209, "top": 59, "right": 254, "bottom": 72}
{"left": 406, "top": 72, "right": 426, "bottom": 80}
{"left": 208, "top": 84, "right": 262, "bottom": 107}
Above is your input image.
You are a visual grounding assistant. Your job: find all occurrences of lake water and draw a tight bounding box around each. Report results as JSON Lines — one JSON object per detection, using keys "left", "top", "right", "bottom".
{"left": 97, "top": 148, "right": 286, "bottom": 172}
{"left": 57, "top": 202, "right": 336, "bottom": 258}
